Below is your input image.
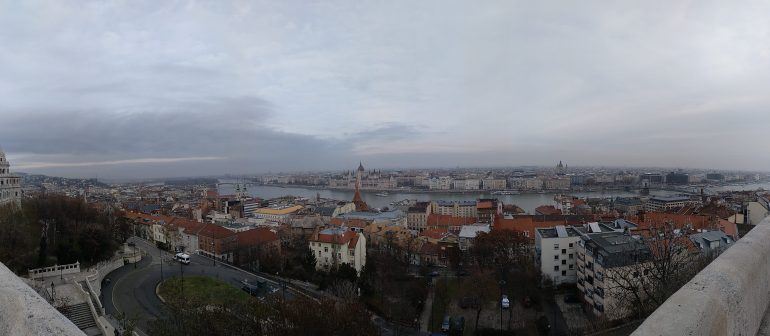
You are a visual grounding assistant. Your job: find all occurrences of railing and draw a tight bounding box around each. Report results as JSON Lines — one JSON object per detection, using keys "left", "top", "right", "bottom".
{"left": 28, "top": 262, "right": 80, "bottom": 279}
{"left": 632, "top": 217, "right": 770, "bottom": 336}
{"left": 0, "top": 262, "right": 84, "bottom": 335}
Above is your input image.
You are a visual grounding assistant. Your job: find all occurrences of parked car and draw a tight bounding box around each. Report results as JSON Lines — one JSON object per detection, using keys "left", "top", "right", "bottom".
{"left": 429, "top": 270, "right": 441, "bottom": 277}
{"left": 174, "top": 253, "right": 190, "bottom": 265}
{"left": 501, "top": 295, "right": 510, "bottom": 309}
{"left": 441, "top": 315, "right": 451, "bottom": 332}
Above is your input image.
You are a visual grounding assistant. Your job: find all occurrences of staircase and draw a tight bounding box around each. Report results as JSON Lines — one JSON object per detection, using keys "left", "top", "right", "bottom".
{"left": 59, "top": 302, "right": 100, "bottom": 335}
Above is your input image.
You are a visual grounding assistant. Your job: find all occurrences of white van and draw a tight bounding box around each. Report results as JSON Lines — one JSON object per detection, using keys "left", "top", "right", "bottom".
{"left": 174, "top": 253, "right": 190, "bottom": 265}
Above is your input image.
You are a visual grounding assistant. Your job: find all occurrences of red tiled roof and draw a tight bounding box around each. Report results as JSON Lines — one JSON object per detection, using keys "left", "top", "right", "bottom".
{"left": 236, "top": 228, "right": 278, "bottom": 247}
{"left": 329, "top": 217, "right": 369, "bottom": 228}
{"left": 477, "top": 201, "right": 494, "bottom": 209}
{"left": 426, "top": 214, "right": 477, "bottom": 228}
{"left": 718, "top": 219, "right": 739, "bottom": 240}
{"left": 311, "top": 230, "right": 359, "bottom": 246}
{"left": 198, "top": 223, "right": 236, "bottom": 239}
{"left": 535, "top": 205, "right": 562, "bottom": 216}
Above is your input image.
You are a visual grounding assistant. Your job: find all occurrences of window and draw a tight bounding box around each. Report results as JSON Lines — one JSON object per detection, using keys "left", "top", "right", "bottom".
{"left": 562, "top": 249, "right": 566, "bottom": 254}
{"left": 569, "top": 253, "right": 573, "bottom": 259}
{"left": 324, "top": 247, "right": 328, "bottom": 252}
{"left": 569, "top": 243, "right": 573, "bottom": 248}
{"left": 561, "top": 270, "right": 566, "bottom": 276}
{"left": 561, "top": 260, "right": 566, "bottom": 265}
{"left": 554, "top": 243, "right": 559, "bottom": 249}
{"left": 569, "top": 264, "right": 574, "bottom": 270}
{"left": 554, "top": 255, "right": 559, "bottom": 260}
{"left": 554, "top": 265, "right": 559, "bottom": 271}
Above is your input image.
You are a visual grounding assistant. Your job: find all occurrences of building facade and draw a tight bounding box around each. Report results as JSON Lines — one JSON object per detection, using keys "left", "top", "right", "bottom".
{"left": 535, "top": 225, "right": 581, "bottom": 285}
{"left": 0, "top": 149, "right": 22, "bottom": 206}
{"left": 309, "top": 227, "right": 367, "bottom": 273}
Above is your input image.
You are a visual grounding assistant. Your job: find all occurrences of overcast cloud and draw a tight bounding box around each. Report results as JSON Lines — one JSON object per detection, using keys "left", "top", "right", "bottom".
{"left": 1, "top": 0, "right": 769, "bottom": 178}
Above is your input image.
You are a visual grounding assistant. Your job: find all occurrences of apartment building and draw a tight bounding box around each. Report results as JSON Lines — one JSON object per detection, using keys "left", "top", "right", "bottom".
{"left": 644, "top": 196, "right": 691, "bottom": 212}
{"left": 576, "top": 230, "right": 652, "bottom": 320}
{"left": 432, "top": 200, "right": 477, "bottom": 218}
{"left": 482, "top": 178, "right": 507, "bottom": 190}
{"left": 535, "top": 225, "right": 581, "bottom": 285}
{"left": 407, "top": 201, "right": 431, "bottom": 232}
{"left": 309, "top": 227, "right": 367, "bottom": 273}
{"left": 253, "top": 205, "right": 303, "bottom": 223}
{"left": 429, "top": 176, "right": 453, "bottom": 190}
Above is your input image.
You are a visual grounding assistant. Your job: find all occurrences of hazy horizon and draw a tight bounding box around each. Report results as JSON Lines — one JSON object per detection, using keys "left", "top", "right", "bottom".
{"left": 2, "top": 1, "right": 770, "bottom": 179}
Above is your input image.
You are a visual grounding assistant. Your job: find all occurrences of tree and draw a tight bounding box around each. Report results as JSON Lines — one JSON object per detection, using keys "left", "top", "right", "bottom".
{"left": 458, "top": 271, "right": 499, "bottom": 331}
{"left": 604, "top": 221, "right": 710, "bottom": 319}
{"left": 472, "top": 230, "right": 530, "bottom": 271}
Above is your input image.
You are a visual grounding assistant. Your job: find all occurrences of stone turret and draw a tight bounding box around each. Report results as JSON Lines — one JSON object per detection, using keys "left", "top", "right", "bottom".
{"left": 0, "top": 147, "right": 22, "bottom": 206}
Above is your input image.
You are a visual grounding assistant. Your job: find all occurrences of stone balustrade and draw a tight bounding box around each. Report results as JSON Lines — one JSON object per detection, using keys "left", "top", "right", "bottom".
{"left": 632, "top": 217, "right": 770, "bottom": 336}
{"left": 0, "top": 262, "right": 84, "bottom": 335}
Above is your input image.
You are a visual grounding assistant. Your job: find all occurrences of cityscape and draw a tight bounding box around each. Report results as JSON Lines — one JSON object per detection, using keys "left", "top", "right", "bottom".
{"left": 2, "top": 1, "right": 770, "bottom": 336}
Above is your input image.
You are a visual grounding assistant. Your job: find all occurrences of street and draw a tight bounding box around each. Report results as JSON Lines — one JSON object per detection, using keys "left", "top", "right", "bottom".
{"left": 102, "top": 237, "right": 291, "bottom": 334}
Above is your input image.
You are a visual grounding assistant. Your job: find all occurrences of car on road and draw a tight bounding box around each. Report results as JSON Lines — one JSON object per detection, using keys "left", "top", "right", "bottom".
{"left": 429, "top": 270, "right": 440, "bottom": 277}
{"left": 441, "top": 315, "right": 451, "bottom": 332}
{"left": 501, "top": 295, "right": 510, "bottom": 309}
{"left": 174, "top": 253, "right": 190, "bottom": 265}
{"left": 241, "top": 282, "right": 260, "bottom": 296}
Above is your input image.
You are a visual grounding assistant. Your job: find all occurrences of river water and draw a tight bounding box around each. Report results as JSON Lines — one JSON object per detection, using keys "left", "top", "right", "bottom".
{"left": 218, "top": 181, "right": 770, "bottom": 214}
{"left": 217, "top": 184, "right": 677, "bottom": 214}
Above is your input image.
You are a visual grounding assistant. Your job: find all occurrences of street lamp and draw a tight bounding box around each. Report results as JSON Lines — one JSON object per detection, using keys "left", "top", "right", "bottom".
{"left": 50, "top": 282, "right": 55, "bottom": 304}
{"left": 499, "top": 279, "right": 506, "bottom": 334}
{"left": 160, "top": 248, "right": 164, "bottom": 282}
{"left": 211, "top": 242, "right": 216, "bottom": 266}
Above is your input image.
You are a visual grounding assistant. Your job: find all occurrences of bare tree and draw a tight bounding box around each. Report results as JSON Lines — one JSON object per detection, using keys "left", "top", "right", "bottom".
{"left": 604, "top": 221, "right": 714, "bottom": 318}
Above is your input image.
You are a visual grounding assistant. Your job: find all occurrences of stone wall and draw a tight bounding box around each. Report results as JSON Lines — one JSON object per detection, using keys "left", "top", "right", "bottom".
{"left": 632, "top": 217, "right": 770, "bottom": 336}
{"left": 0, "top": 262, "right": 84, "bottom": 336}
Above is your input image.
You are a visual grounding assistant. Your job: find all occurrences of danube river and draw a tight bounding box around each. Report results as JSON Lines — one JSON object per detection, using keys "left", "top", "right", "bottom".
{"left": 218, "top": 181, "right": 770, "bottom": 214}
{"left": 218, "top": 184, "right": 679, "bottom": 214}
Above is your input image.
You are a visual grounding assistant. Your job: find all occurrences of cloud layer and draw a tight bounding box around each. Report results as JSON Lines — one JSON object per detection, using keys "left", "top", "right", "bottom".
{"left": 1, "top": 1, "right": 770, "bottom": 178}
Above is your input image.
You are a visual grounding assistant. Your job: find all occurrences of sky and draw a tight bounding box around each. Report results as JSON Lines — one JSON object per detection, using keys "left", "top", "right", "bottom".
{"left": 1, "top": 0, "right": 770, "bottom": 179}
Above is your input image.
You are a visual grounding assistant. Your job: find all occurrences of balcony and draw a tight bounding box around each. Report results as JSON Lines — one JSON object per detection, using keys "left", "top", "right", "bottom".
{"left": 632, "top": 217, "right": 770, "bottom": 336}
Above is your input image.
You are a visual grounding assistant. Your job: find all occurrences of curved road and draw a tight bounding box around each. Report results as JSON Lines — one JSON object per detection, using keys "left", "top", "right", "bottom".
{"left": 102, "top": 237, "right": 291, "bottom": 335}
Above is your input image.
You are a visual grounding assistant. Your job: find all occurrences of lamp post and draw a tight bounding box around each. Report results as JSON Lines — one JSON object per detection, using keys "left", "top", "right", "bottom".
{"left": 499, "top": 279, "right": 506, "bottom": 335}
{"left": 211, "top": 242, "right": 216, "bottom": 266}
{"left": 50, "top": 282, "right": 56, "bottom": 304}
{"left": 60, "top": 265, "right": 63, "bottom": 280}
{"left": 159, "top": 248, "right": 164, "bottom": 282}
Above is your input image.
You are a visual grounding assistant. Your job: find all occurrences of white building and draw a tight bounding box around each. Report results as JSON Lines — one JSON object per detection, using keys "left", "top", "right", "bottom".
{"left": 429, "top": 176, "right": 453, "bottom": 190}
{"left": 644, "top": 196, "right": 692, "bottom": 212}
{"left": 309, "top": 227, "right": 367, "bottom": 273}
{"left": 432, "top": 200, "right": 477, "bottom": 218}
{"left": 458, "top": 224, "right": 490, "bottom": 251}
{"left": 535, "top": 225, "right": 582, "bottom": 285}
{"left": 0, "top": 148, "right": 22, "bottom": 207}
